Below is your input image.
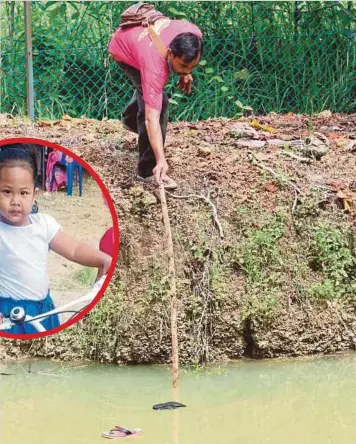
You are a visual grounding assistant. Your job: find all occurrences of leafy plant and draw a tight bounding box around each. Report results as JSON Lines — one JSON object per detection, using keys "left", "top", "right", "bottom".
{"left": 1, "top": 1, "right": 354, "bottom": 119}
{"left": 234, "top": 212, "right": 287, "bottom": 319}
{"left": 73, "top": 267, "right": 97, "bottom": 287}
{"left": 308, "top": 225, "right": 356, "bottom": 300}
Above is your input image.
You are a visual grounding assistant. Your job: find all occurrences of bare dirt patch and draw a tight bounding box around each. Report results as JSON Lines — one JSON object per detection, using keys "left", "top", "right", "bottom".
{"left": 0, "top": 112, "right": 356, "bottom": 363}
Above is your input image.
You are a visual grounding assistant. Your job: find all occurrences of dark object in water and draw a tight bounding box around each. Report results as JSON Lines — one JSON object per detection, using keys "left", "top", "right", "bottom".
{"left": 0, "top": 373, "right": 14, "bottom": 376}
{"left": 153, "top": 401, "right": 186, "bottom": 410}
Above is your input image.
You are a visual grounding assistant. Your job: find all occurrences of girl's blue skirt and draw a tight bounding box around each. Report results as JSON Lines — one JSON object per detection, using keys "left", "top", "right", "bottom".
{"left": 0, "top": 293, "right": 60, "bottom": 334}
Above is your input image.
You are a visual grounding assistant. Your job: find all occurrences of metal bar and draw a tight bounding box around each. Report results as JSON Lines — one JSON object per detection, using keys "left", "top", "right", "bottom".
{"left": 24, "top": 1, "right": 35, "bottom": 121}
{"left": 294, "top": 1, "right": 300, "bottom": 38}
{"left": 41, "top": 147, "right": 47, "bottom": 190}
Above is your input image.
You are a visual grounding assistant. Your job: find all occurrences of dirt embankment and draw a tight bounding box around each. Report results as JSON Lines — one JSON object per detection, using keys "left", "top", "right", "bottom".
{"left": 0, "top": 112, "right": 356, "bottom": 363}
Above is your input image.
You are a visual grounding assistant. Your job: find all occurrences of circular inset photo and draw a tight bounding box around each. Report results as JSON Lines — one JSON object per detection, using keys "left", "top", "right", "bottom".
{"left": 0, "top": 138, "right": 119, "bottom": 339}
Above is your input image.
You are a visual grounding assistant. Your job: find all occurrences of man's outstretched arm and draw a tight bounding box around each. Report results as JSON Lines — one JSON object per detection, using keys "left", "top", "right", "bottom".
{"left": 145, "top": 106, "right": 169, "bottom": 183}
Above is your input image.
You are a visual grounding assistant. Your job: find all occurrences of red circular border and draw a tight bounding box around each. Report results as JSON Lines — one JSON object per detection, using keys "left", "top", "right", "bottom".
{"left": 0, "top": 137, "right": 120, "bottom": 340}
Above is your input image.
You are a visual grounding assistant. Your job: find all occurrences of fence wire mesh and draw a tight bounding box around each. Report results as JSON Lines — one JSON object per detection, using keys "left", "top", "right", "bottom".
{"left": 1, "top": 1, "right": 355, "bottom": 121}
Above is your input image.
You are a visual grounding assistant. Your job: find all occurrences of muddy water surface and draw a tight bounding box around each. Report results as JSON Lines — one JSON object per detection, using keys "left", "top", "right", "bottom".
{"left": 1, "top": 354, "right": 356, "bottom": 444}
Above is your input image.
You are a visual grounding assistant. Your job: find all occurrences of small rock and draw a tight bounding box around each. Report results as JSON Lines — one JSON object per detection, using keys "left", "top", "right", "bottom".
{"left": 349, "top": 181, "right": 356, "bottom": 192}
{"left": 302, "top": 132, "right": 330, "bottom": 158}
{"left": 257, "top": 340, "right": 269, "bottom": 349}
{"left": 82, "top": 133, "right": 96, "bottom": 142}
{"left": 268, "top": 112, "right": 279, "bottom": 118}
{"left": 265, "top": 181, "right": 279, "bottom": 193}
{"left": 198, "top": 146, "right": 215, "bottom": 156}
{"left": 316, "top": 110, "right": 332, "bottom": 118}
{"left": 276, "top": 133, "right": 296, "bottom": 141}
{"left": 260, "top": 131, "right": 277, "bottom": 140}
{"left": 347, "top": 140, "right": 356, "bottom": 153}
{"left": 230, "top": 123, "right": 259, "bottom": 139}
{"left": 327, "top": 179, "right": 345, "bottom": 191}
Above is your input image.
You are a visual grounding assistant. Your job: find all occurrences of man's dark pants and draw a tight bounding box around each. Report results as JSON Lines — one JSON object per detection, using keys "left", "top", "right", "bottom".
{"left": 118, "top": 62, "right": 169, "bottom": 178}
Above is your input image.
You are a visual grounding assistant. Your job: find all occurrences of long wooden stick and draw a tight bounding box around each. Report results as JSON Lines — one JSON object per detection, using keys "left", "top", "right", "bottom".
{"left": 159, "top": 183, "right": 179, "bottom": 388}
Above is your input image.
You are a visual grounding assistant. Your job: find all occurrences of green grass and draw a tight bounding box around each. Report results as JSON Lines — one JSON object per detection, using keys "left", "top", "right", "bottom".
{"left": 72, "top": 267, "right": 97, "bottom": 287}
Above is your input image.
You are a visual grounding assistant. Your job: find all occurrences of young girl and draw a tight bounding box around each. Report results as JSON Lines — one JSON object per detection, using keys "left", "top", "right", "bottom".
{"left": 0, "top": 145, "right": 112, "bottom": 334}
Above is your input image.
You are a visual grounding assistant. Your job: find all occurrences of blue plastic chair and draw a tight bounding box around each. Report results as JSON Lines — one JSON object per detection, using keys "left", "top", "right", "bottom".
{"left": 66, "top": 160, "right": 84, "bottom": 197}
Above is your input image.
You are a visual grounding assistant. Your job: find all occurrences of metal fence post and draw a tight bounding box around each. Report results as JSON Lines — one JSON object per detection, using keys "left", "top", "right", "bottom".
{"left": 24, "top": 1, "right": 35, "bottom": 121}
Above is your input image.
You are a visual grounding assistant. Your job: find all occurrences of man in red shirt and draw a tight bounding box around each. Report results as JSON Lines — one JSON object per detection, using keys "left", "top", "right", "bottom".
{"left": 108, "top": 17, "right": 203, "bottom": 189}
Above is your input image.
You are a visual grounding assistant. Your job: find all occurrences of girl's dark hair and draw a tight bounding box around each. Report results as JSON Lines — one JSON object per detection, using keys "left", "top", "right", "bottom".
{"left": 169, "top": 33, "right": 203, "bottom": 63}
{"left": 0, "top": 143, "right": 37, "bottom": 184}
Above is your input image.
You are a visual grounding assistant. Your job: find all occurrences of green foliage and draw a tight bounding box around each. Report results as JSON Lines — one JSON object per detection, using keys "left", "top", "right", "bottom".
{"left": 308, "top": 225, "right": 356, "bottom": 300}
{"left": 294, "top": 196, "right": 320, "bottom": 220}
{"left": 188, "top": 239, "right": 228, "bottom": 302}
{"left": 1, "top": 1, "right": 355, "bottom": 119}
{"left": 147, "top": 275, "right": 170, "bottom": 304}
{"left": 234, "top": 212, "right": 287, "bottom": 319}
{"left": 241, "top": 234, "right": 284, "bottom": 286}
{"left": 71, "top": 278, "right": 128, "bottom": 361}
{"left": 234, "top": 202, "right": 356, "bottom": 310}
{"left": 72, "top": 267, "right": 97, "bottom": 287}
{"left": 181, "top": 234, "right": 231, "bottom": 363}
{"left": 236, "top": 212, "right": 286, "bottom": 279}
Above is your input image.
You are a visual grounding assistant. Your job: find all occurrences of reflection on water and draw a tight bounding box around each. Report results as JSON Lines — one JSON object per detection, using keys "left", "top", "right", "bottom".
{"left": 1, "top": 354, "right": 356, "bottom": 444}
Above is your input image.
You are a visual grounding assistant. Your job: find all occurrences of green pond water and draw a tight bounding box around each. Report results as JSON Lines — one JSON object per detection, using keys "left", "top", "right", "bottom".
{"left": 1, "top": 354, "right": 356, "bottom": 444}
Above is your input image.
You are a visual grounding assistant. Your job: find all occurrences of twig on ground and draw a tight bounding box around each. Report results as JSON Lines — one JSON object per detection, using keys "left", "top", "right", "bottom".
{"left": 247, "top": 152, "right": 303, "bottom": 213}
{"left": 166, "top": 191, "right": 225, "bottom": 239}
{"left": 277, "top": 150, "right": 312, "bottom": 164}
{"left": 310, "top": 184, "right": 333, "bottom": 192}
{"left": 292, "top": 187, "right": 299, "bottom": 213}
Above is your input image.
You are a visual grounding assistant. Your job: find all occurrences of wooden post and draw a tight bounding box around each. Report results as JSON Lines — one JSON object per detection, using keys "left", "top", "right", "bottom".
{"left": 159, "top": 183, "right": 179, "bottom": 388}
{"left": 24, "top": 1, "right": 35, "bottom": 121}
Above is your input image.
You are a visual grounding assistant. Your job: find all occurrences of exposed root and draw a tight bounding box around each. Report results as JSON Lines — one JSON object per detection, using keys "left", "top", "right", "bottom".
{"left": 166, "top": 191, "right": 225, "bottom": 239}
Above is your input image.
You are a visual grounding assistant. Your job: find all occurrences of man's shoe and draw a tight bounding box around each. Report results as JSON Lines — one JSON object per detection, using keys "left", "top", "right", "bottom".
{"left": 136, "top": 174, "right": 155, "bottom": 184}
{"left": 162, "top": 176, "right": 178, "bottom": 190}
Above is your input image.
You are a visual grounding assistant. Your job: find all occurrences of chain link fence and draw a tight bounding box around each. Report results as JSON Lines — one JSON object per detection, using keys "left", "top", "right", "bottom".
{"left": 1, "top": 1, "right": 355, "bottom": 121}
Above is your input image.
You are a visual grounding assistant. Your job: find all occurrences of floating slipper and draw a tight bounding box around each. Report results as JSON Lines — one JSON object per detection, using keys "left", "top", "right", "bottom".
{"left": 101, "top": 430, "right": 126, "bottom": 439}
{"left": 152, "top": 401, "right": 186, "bottom": 410}
{"left": 101, "top": 426, "right": 142, "bottom": 439}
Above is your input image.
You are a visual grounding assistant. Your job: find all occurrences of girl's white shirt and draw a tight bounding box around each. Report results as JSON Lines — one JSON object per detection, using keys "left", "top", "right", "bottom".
{"left": 0, "top": 213, "right": 61, "bottom": 301}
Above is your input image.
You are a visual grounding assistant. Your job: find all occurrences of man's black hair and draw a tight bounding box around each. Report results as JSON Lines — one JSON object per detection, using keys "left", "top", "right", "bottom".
{"left": 169, "top": 33, "right": 203, "bottom": 63}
